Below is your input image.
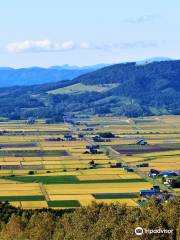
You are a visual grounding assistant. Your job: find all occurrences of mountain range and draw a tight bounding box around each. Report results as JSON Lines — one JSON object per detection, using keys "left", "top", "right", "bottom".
{"left": 0, "top": 59, "right": 180, "bottom": 120}
{"left": 0, "top": 64, "right": 109, "bottom": 87}
{"left": 0, "top": 58, "right": 172, "bottom": 87}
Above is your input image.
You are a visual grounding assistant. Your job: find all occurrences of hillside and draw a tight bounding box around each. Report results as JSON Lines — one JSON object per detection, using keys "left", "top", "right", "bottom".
{"left": 0, "top": 60, "right": 180, "bottom": 120}
{"left": 0, "top": 64, "right": 108, "bottom": 87}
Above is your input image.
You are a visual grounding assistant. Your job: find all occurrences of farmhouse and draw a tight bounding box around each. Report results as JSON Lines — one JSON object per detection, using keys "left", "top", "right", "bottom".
{"left": 157, "top": 171, "right": 178, "bottom": 178}
{"left": 166, "top": 177, "right": 180, "bottom": 188}
{"left": 111, "top": 162, "right": 123, "bottom": 168}
{"left": 78, "top": 133, "right": 84, "bottom": 139}
{"left": 140, "top": 186, "right": 160, "bottom": 198}
{"left": 84, "top": 145, "right": 102, "bottom": 154}
{"left": 136, "top": 163, "right": 149, "bottom": 168}
{"left": 64, "top": 133, "right": 76, "bottom": 141}
{"left": 136, "top": 139, "right": 148, "bottom": 146}
{"left": 93, "top": 136, "right": 111, "bottom": 142}
{"left": 124, "top": 167, "right": 134, "bottom": 172}
{"left": 83, "top": 127, "right": 94, "bottom": 131}
{"left": 148, "top": 169, "right": 160, "bottom": 178}
{"left": 86, "top": 145, "right": 99, "bottom": 150}
{"left": 98, "top": 132, "right": 116, "bottom": 138}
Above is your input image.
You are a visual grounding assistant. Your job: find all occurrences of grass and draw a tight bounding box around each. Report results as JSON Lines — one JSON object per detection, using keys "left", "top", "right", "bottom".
{"left": 48, "top": 83, "right": 119, "bottom": 95}
{"left": 47, "top": 200, "right": 80, "bottom": 208}
{"left": 2, "top": 175, "right": 148, "bottom": 184}
{"left": 2, "top": 176, "right": 79, "bottom": 184}
{"left": 0, "top": 195, "right": 45, "bottom": 201}
{"left": 94, "top": 193, "right": 138, "bottom": 199}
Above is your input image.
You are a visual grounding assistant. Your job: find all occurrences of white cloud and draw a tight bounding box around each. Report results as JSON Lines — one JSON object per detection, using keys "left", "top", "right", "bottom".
{"left": 4, "top": 39, "right": 158, "bottom": 54}
{"left": 5, "top": 40, "right": 76, "bottom": 53}
{"left": 118, "top": 41, "right": 158, "bottom": 49}
{"left": 80, "top": 42, "right": 91, "bottom": 49}
{"left": 126, "top": 15, "right": 158, "bottom": 24}
{"left": 82, "top": 41, "right": 158, "bottom": 51}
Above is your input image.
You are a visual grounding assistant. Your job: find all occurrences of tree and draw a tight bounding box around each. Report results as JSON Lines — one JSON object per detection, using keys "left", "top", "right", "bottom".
{"left": 1, "top": 214, "right": 24, "bottom": 240}
{"left": 23, "top": 212, "right": 55, "bottom": 240}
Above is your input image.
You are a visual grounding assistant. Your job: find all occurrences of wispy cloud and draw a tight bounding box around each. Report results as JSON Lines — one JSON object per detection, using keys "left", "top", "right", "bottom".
{"left": 126, "top": 15, "right": 158, "bottom": 24}
{"left": 89, "top": 41, "right": 158, "bottom": 51}
{"left": 5, "top": 40, "right": 76, "bottom": 53}
{"left": 118, "top": 41, "right": 158, "bottom": 49}
{"left": 4, "top": 40, "right": 158, "bottom": 53}
{"left": 79, "top": 42, "right": 91, "bottom": 49}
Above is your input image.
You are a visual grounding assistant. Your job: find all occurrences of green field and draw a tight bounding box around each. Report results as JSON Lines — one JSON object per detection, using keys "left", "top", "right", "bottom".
{"left": 47, "top": 200, "right": 81, "bottom": 208}
{"left": 0, "top": 195, "right": 45, "bottom": 202}
{"left": 48, "top": 83, "right": 119, "bottom": 95}
{"left": 94, "top": 193, "right": 138, "bottom": 199}
{"left": 2, "top": 175, "right": 147, "bottom": 184}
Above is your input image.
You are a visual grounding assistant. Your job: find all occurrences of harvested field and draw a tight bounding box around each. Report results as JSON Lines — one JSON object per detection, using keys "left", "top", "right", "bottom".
{"left": 113, "top": 143, "right": 180, "bottom": 155}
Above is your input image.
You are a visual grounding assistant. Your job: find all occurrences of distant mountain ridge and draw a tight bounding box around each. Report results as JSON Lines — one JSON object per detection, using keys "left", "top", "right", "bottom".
{"left": 0, "top": 58, "right": 174, "bottom": 87}
{"left": 0, "top": 64, "right": 109, "bottom": 87}
{"left": 50, "top": 64, "right": 109, "bottom": 70}
{"left": 136, "top": 57, "right": 172, "bottom": 65}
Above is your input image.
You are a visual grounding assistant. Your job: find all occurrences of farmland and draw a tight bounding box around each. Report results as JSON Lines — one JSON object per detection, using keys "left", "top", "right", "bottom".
{"left": 0, "top": 115, "right": 179, "bottom": 209}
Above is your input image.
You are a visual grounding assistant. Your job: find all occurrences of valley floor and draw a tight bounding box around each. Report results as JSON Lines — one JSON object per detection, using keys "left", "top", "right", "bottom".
{"left": 0, "top": 115, "right": 179, "bottom": 209}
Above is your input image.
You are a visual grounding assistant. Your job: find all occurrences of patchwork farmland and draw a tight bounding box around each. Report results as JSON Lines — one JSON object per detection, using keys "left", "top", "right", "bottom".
{"left": 0, "top": 115, "right": 180, "bottom": 209}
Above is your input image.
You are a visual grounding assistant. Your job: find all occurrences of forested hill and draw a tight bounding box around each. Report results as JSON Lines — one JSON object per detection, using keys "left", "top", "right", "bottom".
{"left": 72, "top": 60, "right": 180, "bottom": 85}
{"left": 0, "top": 60, "right": 180, "bottom": 120}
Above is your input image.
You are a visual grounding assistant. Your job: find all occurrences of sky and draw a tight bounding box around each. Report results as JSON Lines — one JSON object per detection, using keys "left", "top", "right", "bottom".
{"left": 0, "top": 0, "right": 179, "bottom": 68}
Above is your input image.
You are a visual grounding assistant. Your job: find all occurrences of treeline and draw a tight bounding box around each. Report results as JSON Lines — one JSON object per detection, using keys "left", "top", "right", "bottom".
{"left": 0, "top": 198, "right": 180, "bottom": 240}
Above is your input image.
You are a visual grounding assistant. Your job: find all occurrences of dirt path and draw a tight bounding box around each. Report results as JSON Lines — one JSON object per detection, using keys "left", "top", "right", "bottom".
{"left": 39, "top": 183, "right": 50, "bottom": 201}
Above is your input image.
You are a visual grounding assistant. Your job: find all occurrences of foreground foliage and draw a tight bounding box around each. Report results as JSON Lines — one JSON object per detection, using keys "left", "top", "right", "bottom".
{"left": 0, "top": 198, "right": 180, "bottom": 240}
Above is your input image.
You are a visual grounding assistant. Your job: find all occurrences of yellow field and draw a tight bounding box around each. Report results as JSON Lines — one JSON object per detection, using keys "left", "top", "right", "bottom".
{"left": 0, "top": 183, "right": 42, "bottom": 196}
{"left": 95, "top": 199, "right": 138, "bottom": 207}
{"left": 45, "top": 182, "right": 152, "bottom": 195}
{"left": 21, "top": 201, "right": 48, "bottom": 208}
{"left": 77, "top": 174, "right": 121, "bottom": 181}
{"left": 9, "top": 201, "right": 48, "bottom": 209}
{"left": 49, "top": 194, "right": 94, "bottom": 201}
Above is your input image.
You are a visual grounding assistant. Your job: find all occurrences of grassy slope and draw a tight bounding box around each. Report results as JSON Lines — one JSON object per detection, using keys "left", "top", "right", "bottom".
{"left": 48, "top": 83, "right": 119, "bottom": 95}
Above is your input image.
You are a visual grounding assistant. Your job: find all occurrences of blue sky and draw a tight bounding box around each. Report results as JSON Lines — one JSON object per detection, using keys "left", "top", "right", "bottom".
{"left": 0, "top": 0, "right": 179, "bottom": 67}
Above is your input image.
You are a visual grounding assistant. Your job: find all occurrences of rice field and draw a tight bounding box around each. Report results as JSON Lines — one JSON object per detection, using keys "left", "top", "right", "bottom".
{"left": 0, "top": 115, "right": 179, "bottom": 208}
